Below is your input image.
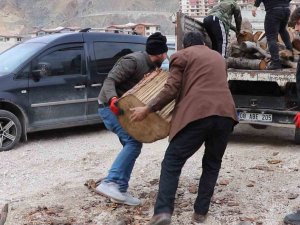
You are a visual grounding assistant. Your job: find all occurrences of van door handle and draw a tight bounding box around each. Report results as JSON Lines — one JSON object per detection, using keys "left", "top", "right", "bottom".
{"left": 91, "top": 83, "right": 102, "bottom": 87}
{"left": 74, "top": 85, "right": 86, "bottom": 89}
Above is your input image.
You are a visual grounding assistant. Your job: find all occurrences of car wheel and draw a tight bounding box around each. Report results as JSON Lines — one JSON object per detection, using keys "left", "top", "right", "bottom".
{"left": 294, "top": 127, "right": 300, "bottom": 145}
{"left": 0, "top": 110, "right": 22, "bottom": 151}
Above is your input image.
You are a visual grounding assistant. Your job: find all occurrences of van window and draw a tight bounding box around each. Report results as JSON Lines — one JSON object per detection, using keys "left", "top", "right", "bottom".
{"left": 93, "top": 42, "right": 145, "bottom": 74}
{"left": 33, "top": 46, "right": 85, "bottom": 77}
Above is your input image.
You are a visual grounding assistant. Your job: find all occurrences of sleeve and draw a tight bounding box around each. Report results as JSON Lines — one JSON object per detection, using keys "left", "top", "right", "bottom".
{"left": 233, "top": 5, "right": 242, "bottom": 33}
{"left": 147, "top": 53, "right": 186, "bottom": 112}
{"left": 101, "top": 56, "right": 137, "bottom": 101}
{"left": 254, "top": 0, "right": 262, "bottom": 8}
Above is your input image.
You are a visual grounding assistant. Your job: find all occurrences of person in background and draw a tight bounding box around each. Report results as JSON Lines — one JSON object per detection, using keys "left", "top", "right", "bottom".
{"left": 284, "top": 7, "right": 300, "bottom": 225}
{"left": 252, "top": 0, "right": 293, "bottom": 70}
{"left": 96, "top": 32, "right": 168, "bottom": 206}
{"left": 202, "top": 0, "right": 242, "bottom": 57}
{"left": 130, "top": 31, "right": 238, "bottom": 225}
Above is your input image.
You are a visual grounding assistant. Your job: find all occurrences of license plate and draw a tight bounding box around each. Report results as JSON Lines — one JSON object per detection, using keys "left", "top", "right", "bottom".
{"left": 238, "top": 112, "right": 272, "bottom": 122}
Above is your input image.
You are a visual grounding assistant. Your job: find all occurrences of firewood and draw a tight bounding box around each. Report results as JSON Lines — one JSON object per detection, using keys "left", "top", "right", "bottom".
{"left": 292, "top": 37, "right": 300, "bottom": 51}
{"left": 240, "top": 41, "right": 271, "bottom": 58}
{"left": 230, "top": 44, "right": 244, "bottom": 57}
{"left": 280, "top": 60, "right": 297, "bottom": 69}
{"left": 227, "top": 57, "right": 267, "bottom": 70}
{"left": 253, "top": 31, "right": 263, "bottom": 42}
{"left": 0, "top": 204, "right": 8, "bottom": 225}
{"left": 279, "top": 49, "right": 294, "bottom": 59}
{"left": 237, "top": 32, "right": 253, "bottom": 44}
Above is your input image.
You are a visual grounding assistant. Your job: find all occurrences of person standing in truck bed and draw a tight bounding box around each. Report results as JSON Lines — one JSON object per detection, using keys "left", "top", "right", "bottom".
{"left": 252, "top": 0, "right": 293, "bottom": 70}
{"left": 202, "top": 0, "right": 242, "bottom": 58}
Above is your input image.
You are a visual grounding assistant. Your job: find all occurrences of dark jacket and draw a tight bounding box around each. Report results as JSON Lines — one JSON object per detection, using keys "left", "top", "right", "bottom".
{"left": 98, "top": 51, "right": 156, "bottom": 103}
{"left": 254, "top": 0, "right": 290, "bottom": 11}
{"left": 148, "top": 45, "right": 238, "bottom": 141}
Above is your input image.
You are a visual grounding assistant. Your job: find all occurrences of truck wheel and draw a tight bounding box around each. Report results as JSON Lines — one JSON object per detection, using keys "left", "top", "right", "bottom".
{"left": 0, "top": 110, "right": 22, "bottom": 151}
{"left": 294, "top": 127, "right": 300, "bottom": 145}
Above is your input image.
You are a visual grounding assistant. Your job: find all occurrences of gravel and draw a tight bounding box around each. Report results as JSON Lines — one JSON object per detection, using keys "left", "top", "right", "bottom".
{"left": 0, "top": 124, "right": 299, "bottom": 225}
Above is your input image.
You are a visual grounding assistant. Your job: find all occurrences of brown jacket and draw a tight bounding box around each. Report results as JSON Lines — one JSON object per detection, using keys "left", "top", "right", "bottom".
{"left": 148, "top": 45, "right": 238, "bottom": 141}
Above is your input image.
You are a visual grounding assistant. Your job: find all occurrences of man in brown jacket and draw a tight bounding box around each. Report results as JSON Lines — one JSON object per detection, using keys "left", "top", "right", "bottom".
{"left": 130, "top": 31, "right": 238, "bottom": 225}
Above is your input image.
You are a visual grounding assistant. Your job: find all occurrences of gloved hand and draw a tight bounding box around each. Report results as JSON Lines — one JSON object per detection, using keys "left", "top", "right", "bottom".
{"left": 109, "top": 97, "right": 123, "bottom": 116}
{"left": 295, "top": 112, "right": 300, "bottom": 128}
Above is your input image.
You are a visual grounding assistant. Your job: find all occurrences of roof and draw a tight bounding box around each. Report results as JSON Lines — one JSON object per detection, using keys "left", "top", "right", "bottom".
{"left": 0, "top": 33, "right": 23, "bottom": 38}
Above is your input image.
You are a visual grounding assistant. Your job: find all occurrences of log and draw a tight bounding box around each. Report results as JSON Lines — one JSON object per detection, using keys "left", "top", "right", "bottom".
{"left": 253, "top": 31, "right": 263, "bottom": 42}
{"left": 279, "top": 49, "right": 294, "bottom": 60}
{"left": 227, "top": 57, "right": 267, "bottom": 70}
{"left": 240, "top": 41, "right": 271, "bottom": 58}
{"left": 229, "top": 44, "right": 244, "bottom": 58}
{"left": 117, "top": 70, "right": 175, "bottom": 143}
{"left": 292, "top": 37, "right": 300, "bottom": 51}
{"left": 0, "top": 204, "right": 8, "bottom": 225}
{"left": 237, "top": 31, "right": 254, "bottom": 44}
{"left": 280, "top": 60, "right": 297, "bottom": 69}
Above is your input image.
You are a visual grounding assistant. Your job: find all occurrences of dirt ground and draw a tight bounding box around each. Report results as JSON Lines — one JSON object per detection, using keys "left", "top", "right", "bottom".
{"left": 0, "top": 124, "right": 299, "bottom": 225}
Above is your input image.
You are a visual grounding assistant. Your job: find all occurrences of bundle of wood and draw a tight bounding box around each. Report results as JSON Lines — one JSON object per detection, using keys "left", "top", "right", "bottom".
{"left": 227, "top": 18, "right": 300, "bottom": 70}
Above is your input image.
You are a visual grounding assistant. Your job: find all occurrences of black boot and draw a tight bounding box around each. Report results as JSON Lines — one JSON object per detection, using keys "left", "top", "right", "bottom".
{"left": 267, "top": 60, "right": 282, "bottom": 70}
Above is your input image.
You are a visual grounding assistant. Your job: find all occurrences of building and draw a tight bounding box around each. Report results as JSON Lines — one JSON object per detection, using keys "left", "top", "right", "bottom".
{"left": 105, "top": 23, "right": 160, "bottom": 36}
{"left": 30, "top": 26, "right": 81, "bottom": 38}
{"left": 0, "top": 33, "right": 24, "bottom": 53}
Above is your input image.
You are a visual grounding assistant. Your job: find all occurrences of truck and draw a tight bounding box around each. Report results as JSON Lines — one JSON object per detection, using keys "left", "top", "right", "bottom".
{"left": 175, "top": 12, "right": 300, "bottom": 143}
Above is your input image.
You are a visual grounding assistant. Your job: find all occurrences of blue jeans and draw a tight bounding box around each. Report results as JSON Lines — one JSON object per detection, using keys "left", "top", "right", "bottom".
{"left": 98, "top": 107, "right": 142, "bottom": 192}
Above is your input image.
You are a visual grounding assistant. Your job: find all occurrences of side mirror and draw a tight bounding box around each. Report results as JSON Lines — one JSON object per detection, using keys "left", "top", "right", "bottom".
{"left": 32, "top": 62, "right": 51, "bottom": 82}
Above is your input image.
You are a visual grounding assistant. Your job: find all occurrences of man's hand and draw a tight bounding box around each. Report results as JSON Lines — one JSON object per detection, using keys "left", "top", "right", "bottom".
{"left": 252, "top": 7, "right": 257, "bottom": 17}
{"left": 294, "top": 112, "right": 300, "bottom": 128}
{"left": 109, "top": 97, "right": 123, "bottom": 116}
{"left": 130, "top": 106, "right": 150, "bottom": 122}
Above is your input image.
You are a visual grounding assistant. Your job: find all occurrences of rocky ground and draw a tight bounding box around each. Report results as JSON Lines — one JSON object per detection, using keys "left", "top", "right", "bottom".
{"left": 0, "top": 124, "right": 299, "bottom": 225}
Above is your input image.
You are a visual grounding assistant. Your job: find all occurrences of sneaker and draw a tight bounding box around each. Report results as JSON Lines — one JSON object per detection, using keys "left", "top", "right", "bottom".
{"left": 192, "top": 212, "right": 207, "bottom": 224}
{"left": 267, "top": 61, "right": 282, "bottom": 70}
{"left": 284, "top": 210, "right": 300, "bottom": 225}
{"left": 111, "top": 192, "right": 141, "bottom": 206}
{"left": 95, "top": 181, "right": 126, "bottom": 202}
{"left": 148, "top": 213, "right": 172, "bottom": 225}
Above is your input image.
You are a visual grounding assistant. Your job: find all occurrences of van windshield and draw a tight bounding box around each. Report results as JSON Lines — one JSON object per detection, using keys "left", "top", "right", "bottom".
{"left": 0, "top": 42, "right": 46, "bottom": 76}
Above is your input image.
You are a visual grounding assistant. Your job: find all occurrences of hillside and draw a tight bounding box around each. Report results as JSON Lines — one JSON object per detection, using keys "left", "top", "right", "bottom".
{"left": 0, "top": 0, "right": 179, "bottom": 35}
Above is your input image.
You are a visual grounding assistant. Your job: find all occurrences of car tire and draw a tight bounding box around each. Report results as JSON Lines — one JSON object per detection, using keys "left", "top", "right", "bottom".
{"left": 294, "top": 127, "right": 300, "bottom": 145}
{"left": 0, "top": 110, "right": 22, "bottom": 151}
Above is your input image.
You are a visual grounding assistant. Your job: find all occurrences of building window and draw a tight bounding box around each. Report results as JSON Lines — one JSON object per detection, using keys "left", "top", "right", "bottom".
{"left": 5, "top": 37, "right": 10, "bottom": 41}
{"left": 146, "top": 27, "right": 150, "bottom": 30}
{"left": 17, "top": 38, "right": 22, "bottom": 42}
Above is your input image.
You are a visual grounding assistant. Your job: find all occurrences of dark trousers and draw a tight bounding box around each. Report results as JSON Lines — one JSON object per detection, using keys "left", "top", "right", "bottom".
{"left": 203, "top": 15, "right": 228, "bottom": 57}
{"left": 296, "top": 59, "right": 300, "bottom": 109}
{"left": 154, "top": 116, "right": 235, "bottom": 215}
{"left": 265, "top": 8, "right": 293, "bottom": 62}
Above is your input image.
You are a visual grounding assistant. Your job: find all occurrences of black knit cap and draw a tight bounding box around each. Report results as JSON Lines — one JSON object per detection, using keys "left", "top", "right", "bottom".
{"left": 146, "top": 32, "right": 168, "bottom": 55}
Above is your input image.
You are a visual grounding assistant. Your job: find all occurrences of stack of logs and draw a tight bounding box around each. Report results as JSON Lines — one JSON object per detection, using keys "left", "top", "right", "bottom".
{"left": 227, "top": 18, "right": 300, "bottom": 70}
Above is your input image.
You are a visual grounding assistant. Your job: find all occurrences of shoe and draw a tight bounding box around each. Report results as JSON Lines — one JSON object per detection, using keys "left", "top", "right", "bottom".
{"left": 95, "top": 181, "right": 126, "bottom": 202}
{"left": 267, "top": 61, "right": 282, "bottom": 70}
{"left": 148, "top": 213, "right": 172, "bottom": 225}
{"left": 111, "top": 192, "right": 141, "bottom": 206}
{"left": 192, "top": 212, "right": 207, "bottom": 224}
{"left": 284, "top": 210, "right": 300, "bottom": 225}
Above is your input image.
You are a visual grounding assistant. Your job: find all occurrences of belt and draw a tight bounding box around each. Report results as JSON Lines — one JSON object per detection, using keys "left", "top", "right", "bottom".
{"left": 98, "top": 102, "right": 109, "bottom": 108}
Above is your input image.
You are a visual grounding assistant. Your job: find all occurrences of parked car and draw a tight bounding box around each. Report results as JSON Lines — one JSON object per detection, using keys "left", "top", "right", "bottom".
{"left": 0, "top": 32, "right": 148, "bottom": 151}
